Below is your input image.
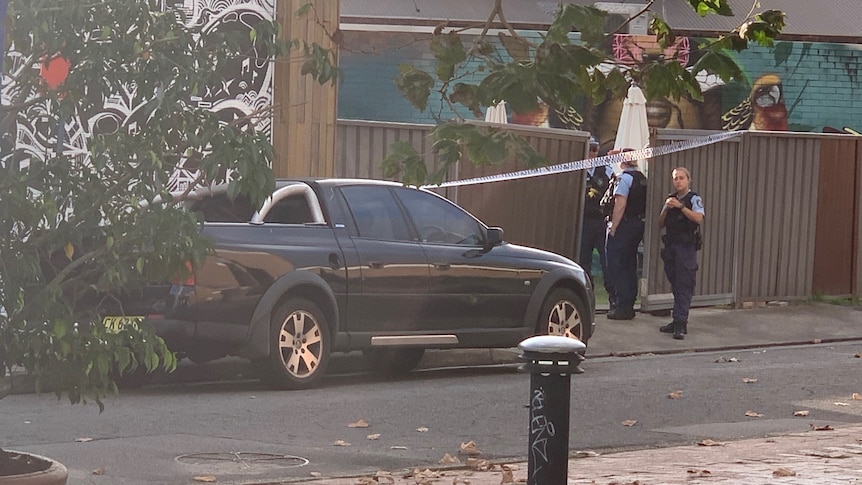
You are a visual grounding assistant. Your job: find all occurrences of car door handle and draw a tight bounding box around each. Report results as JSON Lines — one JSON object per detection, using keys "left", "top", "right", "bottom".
{"left": 432, "top": 263, "right": 451, "bottom": 270}
{"left": 368, "top": 261, "right": 384, "bottom": 269}
{"left": 329, "top": 253, "right": 341, "bottom": 269}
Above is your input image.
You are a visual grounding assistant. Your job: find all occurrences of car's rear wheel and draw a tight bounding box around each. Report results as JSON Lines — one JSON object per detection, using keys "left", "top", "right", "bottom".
{"left": 362, "top": 348, "right": 425, "bottom": 375}
{"left": 538, "top": 288, "right": 588, "bottom": 344}
{"left": 265, "top": 298, "right": 331, "bottom": 389}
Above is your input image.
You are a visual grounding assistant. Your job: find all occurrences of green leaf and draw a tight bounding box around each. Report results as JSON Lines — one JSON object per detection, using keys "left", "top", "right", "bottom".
{"left": 382, "top": 141, "right": 428, "bottom": 185}
{"left": 295, "top": 3, "right": 313, "bottom": 17}
{"left": 548, "top": 5, "right": 606, "bottom": 47}
{"left": 692, "top": 50, "right": 744, "bottom": 84}
{"left": 449, "top": 83, "right": 483, "bottom": 118}
{"left": 650, "top": 16, "right": 676, "bottom": 49}
{"left": 394, "top": 66, "right": 435, "bottom": 112}
{"left": 688, "top": 0, "right": 734, "bottom": 17}
{"left": 498, "top": 33, "right": 531, "bottom": 62}
{"left": 430, "top": 32, "right": 467, "bottom": 81}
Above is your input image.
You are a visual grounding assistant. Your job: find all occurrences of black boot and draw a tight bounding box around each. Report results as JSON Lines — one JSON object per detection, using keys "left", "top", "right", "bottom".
{"left": 673, "top": 320, "right": 686, "bottom": 340}
{"left": 659, "top": 322, "right": 675, "bottom": 333}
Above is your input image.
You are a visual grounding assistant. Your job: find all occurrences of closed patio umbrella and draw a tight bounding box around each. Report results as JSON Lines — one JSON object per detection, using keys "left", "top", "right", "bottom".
{"left": 614, "top": 84, "right": 650, "bottom": 175}
{"left": 484, "top": 100, "right": 508, "bottom": 124}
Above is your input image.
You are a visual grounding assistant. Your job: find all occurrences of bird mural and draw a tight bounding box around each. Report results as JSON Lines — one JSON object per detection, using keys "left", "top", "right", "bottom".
{"left": 721, "top": 74, "right": 788, "bottom": 131}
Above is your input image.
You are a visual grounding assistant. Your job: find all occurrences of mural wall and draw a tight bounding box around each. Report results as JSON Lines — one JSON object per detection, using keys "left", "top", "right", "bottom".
{"left": 337, "top": 31, "right": 862, "bottom": 153}
{"left": 1, "top": 0, "right": 275, "bottom": 191}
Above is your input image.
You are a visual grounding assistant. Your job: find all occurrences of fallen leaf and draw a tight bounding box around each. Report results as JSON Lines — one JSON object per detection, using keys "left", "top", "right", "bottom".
{"left": 75, "top": 437, "right": 94, "bottom": 443}
{"left": 416, "top": 426, "right": 429, "bottom": 432}
{"left": 834, "top": 402, "right": 849, "bottom": 406}
{"left": 773, "top": 468, "right": 796, "bottom": 477}
{"left": 621, "top": 420, "right": 637, "bottom": 427}
{"left": 813, "top": 338, "right": 822, "bottom": 344}
{"left": 811, "top": 424, "right": 834, "bottom": 431}
{"left": 193, "top": 476, "right": 217, "bottom": 483}
{"left": 390, "top": 445, "right": 408, "bottom": 450}
{"left": 573, "top": 450, "right": 600, "bottom": 458}
{"left": 413, "top": 468, "right": 440, "bottom": 479}
{"left": 439, "top": 453, "right": 461, "bottom": 465}
{"left": 452, "top": 479, "right": 472, "bottom": 485}
{"left": 501, "top": 469, "right": 516, "bottom": 483}
{"left": 501, "top": 464, "right": 520, "bottom": 471}
{"left": 745, "top": 410, "right": 764, "bottom": 418}
{"left": 668, "top": 390, "right": 683, "bottom": 399}
{"left": 333, "top": 439, "right": 352, "bottom": 447}
{"left": 853, "top": 393, "right": 862, "bottom": 400}
{"left": 460, "top": 440, "right": 482, "bottom": 456}
{"left": 374, "top": 471, "right": 395, "bottom": 484}
{"left": 742, "top": 377, "right": 758, "bottom": 383}
{"left": 466, "top": 457, "right": 492, "bottom": 470}
{"left": 854, "top": 354, "right": 861, "bottom": 358}
{"left": 366, "top": 433, "right": 381, "bottom": 440}
{"left": 310, "top": 472, "right": 322, "bottom": 477}
{"left": 92, "top": 468, "right": 106, "bottom": 475}
{"left": 793, "top": 410, "right": 810, "bottom": 417}
{"left": 698, "top": 439, "right": 725, "bottom": 446}
{"left": 348, "top": 419, "right": 370, "bottom": 428}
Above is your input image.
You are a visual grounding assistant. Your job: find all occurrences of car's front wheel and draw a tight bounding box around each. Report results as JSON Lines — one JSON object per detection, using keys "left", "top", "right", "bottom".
{"left": 538, "top": 288, "right": 588, "bottom": 344}
{"left": 265, "top": 298, "right": 331, "bottom": 389}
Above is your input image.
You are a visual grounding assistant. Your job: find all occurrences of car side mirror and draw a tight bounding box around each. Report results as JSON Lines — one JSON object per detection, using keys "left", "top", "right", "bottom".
{"left": 484, "top": 227, "right": 504, "bottom": 250}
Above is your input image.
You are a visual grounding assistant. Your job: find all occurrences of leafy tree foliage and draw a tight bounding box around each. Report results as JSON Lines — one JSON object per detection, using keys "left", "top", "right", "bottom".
{"left": 378, "top": 0, "right": 785, "bottom": 185}
{"left": 0, "top": 0, "right": 280, "bottom": 408}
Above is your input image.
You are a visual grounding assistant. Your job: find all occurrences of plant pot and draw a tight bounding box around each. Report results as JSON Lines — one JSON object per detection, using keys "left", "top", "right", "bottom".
{"left": 0, "top": 451, "right": 67, "bottom": 485}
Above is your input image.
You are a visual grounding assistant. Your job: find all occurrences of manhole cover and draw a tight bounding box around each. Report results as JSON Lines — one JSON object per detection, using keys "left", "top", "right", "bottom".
{"left": 176, "top": 452, "right": 309, "bottom": 469}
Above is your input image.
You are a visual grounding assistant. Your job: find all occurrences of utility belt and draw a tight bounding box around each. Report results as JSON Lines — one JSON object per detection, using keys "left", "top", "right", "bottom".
{"left": 662, "top": 232, "right": 696, "bottom": 246}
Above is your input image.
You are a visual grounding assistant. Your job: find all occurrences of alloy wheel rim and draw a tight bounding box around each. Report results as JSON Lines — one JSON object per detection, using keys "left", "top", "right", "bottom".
{"left": 547, "top": 300, "right": 582, "bottom": 340}
{"left": 277, "top": 310, "right": 323, "bottom": 378}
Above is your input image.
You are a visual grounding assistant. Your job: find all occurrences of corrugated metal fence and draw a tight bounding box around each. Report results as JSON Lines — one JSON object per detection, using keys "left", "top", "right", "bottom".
{"left": 335, "top": 119, "right": 862, "bottom": 306}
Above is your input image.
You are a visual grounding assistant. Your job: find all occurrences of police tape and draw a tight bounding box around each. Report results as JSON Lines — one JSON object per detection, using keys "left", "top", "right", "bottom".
{"left": 423, "top": 130, "right": 744, "bottom": 189}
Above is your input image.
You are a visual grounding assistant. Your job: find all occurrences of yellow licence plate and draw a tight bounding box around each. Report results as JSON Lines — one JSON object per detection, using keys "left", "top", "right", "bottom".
{"left": 102, "top": 316, "right": 144, "bottom": 333}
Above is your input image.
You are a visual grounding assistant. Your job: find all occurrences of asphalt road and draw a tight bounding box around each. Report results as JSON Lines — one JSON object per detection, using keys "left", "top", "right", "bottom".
{"left": 3, "top": 341, "right": 862, "bottom": 484}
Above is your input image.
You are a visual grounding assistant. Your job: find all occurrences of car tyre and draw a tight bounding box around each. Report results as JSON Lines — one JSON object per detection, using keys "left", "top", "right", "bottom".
{"left": 362, "top": 348, "right": 425, "bottom": 375}
{"left": 265, "top": 298, "right": 331, "bottom": 389}
{"left": 538, "top": 288, "right": 588, "bottom": 344}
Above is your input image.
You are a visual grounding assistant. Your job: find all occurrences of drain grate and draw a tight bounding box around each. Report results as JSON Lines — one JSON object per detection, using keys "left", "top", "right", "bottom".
{"left": 176, "top": 452, "right": 309, "bottom": 469}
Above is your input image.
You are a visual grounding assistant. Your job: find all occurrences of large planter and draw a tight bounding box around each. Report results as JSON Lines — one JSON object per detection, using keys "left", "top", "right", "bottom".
{"left": 0, "top": 451, "right": 68, "bottom": 485}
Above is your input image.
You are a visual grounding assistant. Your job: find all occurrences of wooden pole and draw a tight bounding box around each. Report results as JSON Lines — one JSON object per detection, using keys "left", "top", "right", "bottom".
{"left": 272, "top": 0, "right": 339, "bottom": 177}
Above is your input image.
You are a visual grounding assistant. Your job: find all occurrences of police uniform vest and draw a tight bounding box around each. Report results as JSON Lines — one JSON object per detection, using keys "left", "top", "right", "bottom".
{"left": 584, "top": 168, "right": 611, "bottom": 219}
{"left": 623, "top": 170, "right": 647, "bottom": 218}
{"left": 599, "top": 170, "right": 647, "bottom": 219}
{"left": 664, "top": 191, "right": 700, "bottom": 245}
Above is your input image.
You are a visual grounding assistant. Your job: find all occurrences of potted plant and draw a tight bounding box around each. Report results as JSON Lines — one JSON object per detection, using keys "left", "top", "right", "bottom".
{"left": 0, "top": 0, "right": 280, "bottom": 479}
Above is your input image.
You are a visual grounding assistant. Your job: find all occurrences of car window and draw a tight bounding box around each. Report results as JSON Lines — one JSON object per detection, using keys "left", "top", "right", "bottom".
{"left": 394, "top": 188, "right": 484, "bottom": 246}
{"left": 263, "top": 193, "right": 313, "bottom": 224}
{"left": 191, "top": 194, "right": 255, "bottom": 222}
{"left": 341, "top": 186, "right": 411, "bottom": 241}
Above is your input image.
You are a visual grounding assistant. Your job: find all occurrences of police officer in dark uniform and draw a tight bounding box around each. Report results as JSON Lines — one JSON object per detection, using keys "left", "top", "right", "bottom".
{"left": 604, "top": 148, "right": 647, "bottom": 320}
{"left": 658, "top": 167, "right": 704, "bottom": 339}
{"left": 579, "top": 136, "right": 613, "bottom": 293}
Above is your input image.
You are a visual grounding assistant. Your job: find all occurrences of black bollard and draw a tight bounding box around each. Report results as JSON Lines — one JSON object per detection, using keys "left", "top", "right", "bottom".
{"left": 518, "top": 335, "right": 586, "bottom": 485}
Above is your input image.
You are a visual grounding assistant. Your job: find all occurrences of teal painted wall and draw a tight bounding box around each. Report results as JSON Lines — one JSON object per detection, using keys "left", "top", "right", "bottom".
{"left": 337, "top": 31, "right": 862, "bottom": 134}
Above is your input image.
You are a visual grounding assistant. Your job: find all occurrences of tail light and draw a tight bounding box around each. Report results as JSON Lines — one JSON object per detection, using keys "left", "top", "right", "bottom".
{"left": 171, "top": 260, "right": 195, "bottom": 286}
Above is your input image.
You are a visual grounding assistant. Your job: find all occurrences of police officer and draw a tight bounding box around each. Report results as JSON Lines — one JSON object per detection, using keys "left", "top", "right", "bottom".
{"left": 579, "top": 136, "right": 613, "bottom": 293}
{"left": 604, "top": 148, "right": 647, "bottom": 320}
{"left": 658, "top": 167, "right": 704, "bottom": 339}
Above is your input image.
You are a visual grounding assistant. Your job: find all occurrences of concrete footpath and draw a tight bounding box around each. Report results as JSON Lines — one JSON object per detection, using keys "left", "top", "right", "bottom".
{"left": 312, "top": 301, "right": 862, "bottom": 485}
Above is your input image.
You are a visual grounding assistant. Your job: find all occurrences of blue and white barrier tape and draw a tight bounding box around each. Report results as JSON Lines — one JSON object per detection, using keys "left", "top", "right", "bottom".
{"left": 423, "top": 130, "right": 744, "bottom": 189}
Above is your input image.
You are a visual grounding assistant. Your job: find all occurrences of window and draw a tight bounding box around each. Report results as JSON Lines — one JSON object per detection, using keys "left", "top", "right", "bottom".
{"left": 263, "top": 194, "right": 313, "bottom": 224}
{"left": 395, "top": 188, "right": 484, "bottom": 245}
{"left": 341, "top": 186, "right": 411, "bottom": 241}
